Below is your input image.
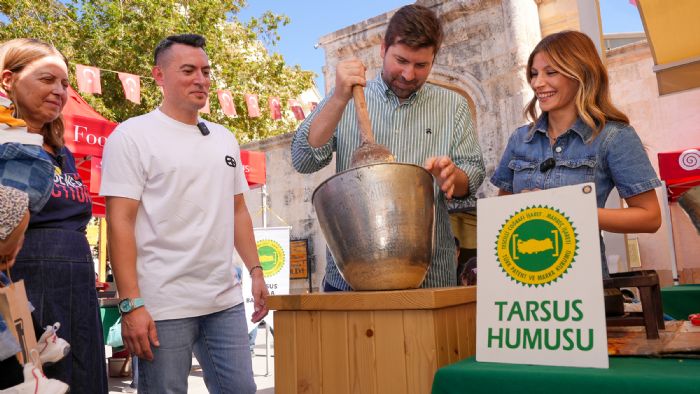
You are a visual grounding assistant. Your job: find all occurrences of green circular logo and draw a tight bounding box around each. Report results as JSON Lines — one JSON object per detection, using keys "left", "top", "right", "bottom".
{"left": 496, "top": 206, "right": 578, "bottom": 287}
{"left": 256, "top": 239, "right": 285, "bottom": 277}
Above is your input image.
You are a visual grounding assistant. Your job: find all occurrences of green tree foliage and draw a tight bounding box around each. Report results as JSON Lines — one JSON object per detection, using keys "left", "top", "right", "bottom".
{"left": 0, "top": 0, "right": 315, "bottom": 142}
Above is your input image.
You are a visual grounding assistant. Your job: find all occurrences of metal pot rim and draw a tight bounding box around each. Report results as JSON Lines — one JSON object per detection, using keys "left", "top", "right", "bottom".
{"left": 311, "top": 162, "right": 432, "bottom": 204}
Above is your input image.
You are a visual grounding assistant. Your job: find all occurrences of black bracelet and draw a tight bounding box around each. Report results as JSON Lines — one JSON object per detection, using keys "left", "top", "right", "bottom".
{"left": 249, "top": 265, "right": 263, "bottom": 276}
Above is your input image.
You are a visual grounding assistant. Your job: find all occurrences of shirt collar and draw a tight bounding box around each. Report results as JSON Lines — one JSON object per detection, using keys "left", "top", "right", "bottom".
{"left": 372, "top": 74, "right": 423, "bottom": 105}
{"left": 524, "top": 114, "right": 594, "bottom": 143}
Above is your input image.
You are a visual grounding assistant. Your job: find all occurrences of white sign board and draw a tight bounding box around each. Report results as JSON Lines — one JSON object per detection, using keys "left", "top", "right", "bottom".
{"left": 237, "top": 226, "right": 290, "bottom": 333}
{"left": 476, "top": 183, "right": 608, "bottom": 368}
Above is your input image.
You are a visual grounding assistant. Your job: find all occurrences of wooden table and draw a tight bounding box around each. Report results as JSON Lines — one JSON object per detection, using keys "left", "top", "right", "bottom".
{"left": 267, "top": 286, "right": 476, "bottom": 394}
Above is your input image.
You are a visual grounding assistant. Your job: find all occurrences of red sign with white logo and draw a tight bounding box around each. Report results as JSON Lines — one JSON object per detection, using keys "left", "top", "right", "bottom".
{"left": 658, "top": 148, "right": 700, "bottom": 201}
{"left": 240, "top": 150, "right": 266, "bottom": 189}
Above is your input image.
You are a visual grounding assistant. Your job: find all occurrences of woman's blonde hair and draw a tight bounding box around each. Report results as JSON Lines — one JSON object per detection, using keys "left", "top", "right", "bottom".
{"left": 0, "top": 38, "right": 68, "bottom": 152}
{"left": 524, "top": 30, "right": 628, "bottom": 138}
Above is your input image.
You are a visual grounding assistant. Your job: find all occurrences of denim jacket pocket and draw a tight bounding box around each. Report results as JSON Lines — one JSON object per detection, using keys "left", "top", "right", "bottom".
{"left": 557, "top": 158, "right": 597, "bottom": 185}
{"left": 508, "top": 159, "right": 538, "bottom": 192}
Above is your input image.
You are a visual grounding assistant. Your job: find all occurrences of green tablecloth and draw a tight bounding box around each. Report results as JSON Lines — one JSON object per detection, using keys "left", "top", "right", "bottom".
{"left": 661, "top": 284, "right": 700, "bottom": 320}
{"left": 432, "top": 356, "right": 700, "bottom": 394}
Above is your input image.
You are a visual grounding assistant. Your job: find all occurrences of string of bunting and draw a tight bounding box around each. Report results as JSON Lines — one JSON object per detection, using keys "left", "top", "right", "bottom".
{"left": 74, "top": 63, "right": 318, "bottom": 121}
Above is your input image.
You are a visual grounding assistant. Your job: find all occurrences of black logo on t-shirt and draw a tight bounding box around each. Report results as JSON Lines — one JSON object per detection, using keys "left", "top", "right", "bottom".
{"left": 225, "top": 155, "right": 237, "bottom": 167}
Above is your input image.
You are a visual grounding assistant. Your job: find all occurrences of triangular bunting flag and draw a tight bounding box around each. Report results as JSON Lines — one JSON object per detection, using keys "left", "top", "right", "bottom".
{"left": 268, "top": 96, "right": 282, "bottom": 120}
{"left": 288, "top": 99, "right": 305, "bottom": 120}
{"left": 245, "top": 94, "right": 261, "bottom": 118}
{"left": 76, "top": 64, "right": 102, "bottom": 95}
{"left": 217, "top": 90, "right": 238, "bottom": 118}
{"left": 117, "top": 72, "right": 141, "bottom": 104}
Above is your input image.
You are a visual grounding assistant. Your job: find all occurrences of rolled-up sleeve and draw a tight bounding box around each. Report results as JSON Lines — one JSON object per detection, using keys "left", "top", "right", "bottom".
{"left": 605, "top": 125, "right": 661, "bottom": 198}
{"left": 452, "top": 101, "right": 485, "bottom": 199}
{"left": 290, "top": 96, "right": 335, "bottom": 174}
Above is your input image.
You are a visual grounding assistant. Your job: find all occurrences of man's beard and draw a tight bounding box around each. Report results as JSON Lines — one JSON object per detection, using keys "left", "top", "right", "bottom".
{"left": 382, "top": 72, "right": 421, "bottom": 99}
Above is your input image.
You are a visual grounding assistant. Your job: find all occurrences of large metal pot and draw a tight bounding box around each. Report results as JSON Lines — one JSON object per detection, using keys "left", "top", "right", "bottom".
{"left": 312, "top": 162, "right": 435, "bottom": 290}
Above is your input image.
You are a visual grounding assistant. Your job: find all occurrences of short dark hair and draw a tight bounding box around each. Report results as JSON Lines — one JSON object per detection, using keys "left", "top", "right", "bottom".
{"left": 384, "top": 4, "right": 443, "bottom": 55}
{"left": 153, "top": 34, "right": 207, "bottom": 65}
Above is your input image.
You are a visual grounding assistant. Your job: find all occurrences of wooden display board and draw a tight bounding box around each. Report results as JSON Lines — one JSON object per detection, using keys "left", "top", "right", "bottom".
{"left": 289, "top": 239, "right": 309, "bottom": 279}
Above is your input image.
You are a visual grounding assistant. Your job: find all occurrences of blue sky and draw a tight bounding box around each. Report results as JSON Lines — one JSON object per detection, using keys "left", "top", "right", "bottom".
{"left": 238, "top": 0, "right": 643, "bottom": 93}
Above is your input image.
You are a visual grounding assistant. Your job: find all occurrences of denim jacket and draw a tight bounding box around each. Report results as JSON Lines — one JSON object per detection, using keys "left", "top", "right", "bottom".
{"left": 491, "top": 116, "right": 661, "bottom": 208}
{"left": 0, "top": 96, "right": 55, "bottom": 212}
{"left": 491, "top": 116, "right": 661, "bottom": 276}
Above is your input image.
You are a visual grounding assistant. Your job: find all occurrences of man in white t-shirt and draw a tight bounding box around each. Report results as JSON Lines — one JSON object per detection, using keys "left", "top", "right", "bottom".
{"left": 100, "top": 34, "right": 267, "bottom": 394}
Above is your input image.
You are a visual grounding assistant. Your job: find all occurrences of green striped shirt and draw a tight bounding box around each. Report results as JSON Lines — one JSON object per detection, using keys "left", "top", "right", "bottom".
{"left": 291, "top": 75, "right": 485, "bottom": 289}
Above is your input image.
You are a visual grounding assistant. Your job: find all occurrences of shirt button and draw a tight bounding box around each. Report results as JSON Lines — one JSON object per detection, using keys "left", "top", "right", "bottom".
{"left": 555, "top": 146, "right": 562, "bottom": 153}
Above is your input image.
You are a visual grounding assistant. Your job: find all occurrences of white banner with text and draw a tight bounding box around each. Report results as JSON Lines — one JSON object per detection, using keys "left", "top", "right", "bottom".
{"left": 240, "top": 226, "right": 290, "bottom": 333}
{"left": 476, "top": 183, "right": 608, "bottom": 368}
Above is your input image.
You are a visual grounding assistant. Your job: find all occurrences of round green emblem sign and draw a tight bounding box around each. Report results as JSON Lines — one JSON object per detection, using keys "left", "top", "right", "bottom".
{"left": 496, "top": 206, "right": 578, "bottom": 287}
{"left": 256, "top": 239, "right": 285, "bottom": 277}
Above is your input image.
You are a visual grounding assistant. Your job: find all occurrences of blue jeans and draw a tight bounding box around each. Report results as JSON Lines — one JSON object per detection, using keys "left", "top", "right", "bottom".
{"left": 0, "top": 143, "right": 54, "bottom": 212}
{"left": 13, "top": 228, "right": 108, "bottom": 393}
{"left": 138, "top": 303, "right": 256, "bottom": 394}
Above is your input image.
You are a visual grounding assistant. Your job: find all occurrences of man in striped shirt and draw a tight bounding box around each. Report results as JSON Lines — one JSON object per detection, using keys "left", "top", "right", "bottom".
{"left": 291, "top": 4, "right": 485, "bottom": 291}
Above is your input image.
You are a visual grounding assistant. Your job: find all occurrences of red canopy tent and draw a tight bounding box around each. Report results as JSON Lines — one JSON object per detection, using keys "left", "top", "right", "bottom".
{"left": 61, "top": 86, "right": 266, "bottom": 217}
{"left": 62, "top": 87, "right": 117, "bottom": 216}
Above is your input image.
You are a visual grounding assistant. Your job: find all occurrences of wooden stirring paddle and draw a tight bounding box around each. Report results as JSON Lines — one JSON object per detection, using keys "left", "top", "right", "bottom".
{"left": 349, "top": 85, "right": 396, "bottom": 167}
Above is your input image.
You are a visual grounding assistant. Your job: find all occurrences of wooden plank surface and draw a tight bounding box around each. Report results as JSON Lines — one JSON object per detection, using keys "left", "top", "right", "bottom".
{"left": 403, "top": 310, "right": 437, "bottom": 394}
{"left": 347, "top": 311, "right": 378, "bottom": 393}
{"left": 374, "top": 311, "right": 408, "bottom": 394}
{"left": 274, "top": 311, "right": 297, "bottom": 394}
{"left": 443, "top": 306, "right": 462, "bottom": 364}
{"left": 294, "top": 311, "right": 322, "bottom": 393}
{"left": 434, "top": 308, "right": 450, "bottom": 367}
{"left": 607, "top": 320, "right": 700, "bottom": 356}
{"left": 455, "top": 304, "right": 471, "bottom": 359}
{"left": 320, "top": 311, "right": 350, "bottom": 394}
{"left": 268, "top": 286, "right": 475, "bottom": 311}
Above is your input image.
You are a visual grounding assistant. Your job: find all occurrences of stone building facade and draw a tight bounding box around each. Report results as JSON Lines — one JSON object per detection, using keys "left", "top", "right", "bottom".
{"left": 241, "top": 0, "right": 700, "bottom": 291}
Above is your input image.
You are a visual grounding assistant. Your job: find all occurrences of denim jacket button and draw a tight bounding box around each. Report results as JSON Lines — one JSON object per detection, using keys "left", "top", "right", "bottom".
{"left": 555, "top": 146, "right": 562, "bottom": 153}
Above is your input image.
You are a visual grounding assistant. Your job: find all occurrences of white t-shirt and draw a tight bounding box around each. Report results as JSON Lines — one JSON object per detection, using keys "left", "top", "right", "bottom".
{"left": 100, "top": 109, "right": 249, "bottom": 320}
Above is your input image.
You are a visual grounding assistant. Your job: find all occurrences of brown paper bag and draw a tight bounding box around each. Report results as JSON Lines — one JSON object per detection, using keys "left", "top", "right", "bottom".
{"left": 0, "top": 279, "right": 38, "bottom": 365}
